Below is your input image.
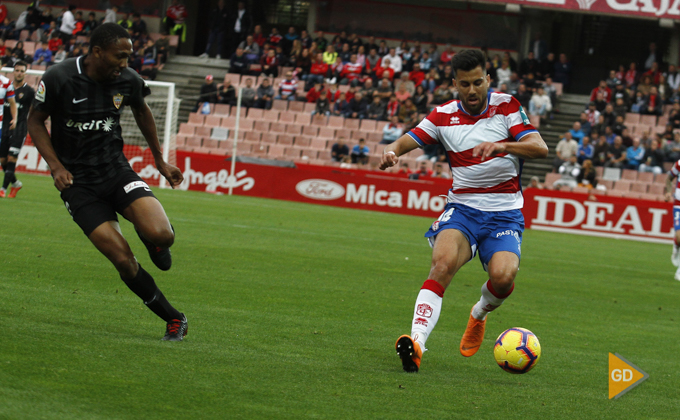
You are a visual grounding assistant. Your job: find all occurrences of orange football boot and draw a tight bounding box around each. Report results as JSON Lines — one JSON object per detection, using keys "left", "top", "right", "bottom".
{"left": 396, "top": 335, "right": 422, "bottom": 373}
{"left": 460, "top": 307, "right": 486, "bottom": 357}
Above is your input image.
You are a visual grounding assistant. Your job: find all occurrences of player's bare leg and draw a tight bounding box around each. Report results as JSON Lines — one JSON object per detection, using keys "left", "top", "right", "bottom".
{"left": 397, "top": 229, "right": 471, "bottom": 372}
{"left": 88, "top": 220, "right": 187, "bottom": 340}
{"left": 461, "top": 251, "right": 519, "bottom": 357}
{"left": 673, "top": 230, "right": 680, "bottom": 279}
{"left": 122, "top": 196, "right": 174, "bottom": 271}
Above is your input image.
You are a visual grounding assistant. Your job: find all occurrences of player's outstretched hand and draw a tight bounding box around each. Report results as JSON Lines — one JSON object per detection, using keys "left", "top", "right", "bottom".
{"left": 473, "top": 141, "right": 506, "bottom": 161}
{"left": 379, "top": 151, "right": 398, "bottom": 171}
{"left": 52, "top": 167, "right": 73, "bottom": 191}
{"left": 157, "top": 161, "right": 184, "bottom": 189}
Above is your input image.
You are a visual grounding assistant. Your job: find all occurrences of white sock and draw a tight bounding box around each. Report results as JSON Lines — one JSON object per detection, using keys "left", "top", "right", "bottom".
{"left": 471, "top": 280, "right": 514, "bottom": 321}
{"left": 410, "top": 279, "right": 445, "bottom": 351}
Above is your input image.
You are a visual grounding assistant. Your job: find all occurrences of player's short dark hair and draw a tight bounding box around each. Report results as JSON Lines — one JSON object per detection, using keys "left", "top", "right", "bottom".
{"left": 14, "top": 60, "right": 27, "bottom": 69}
{"left": 89, "top": 23, "right": 131, "bottom": 52}
{"left": 451, "top": 49, "right": 486, "bottom": 78}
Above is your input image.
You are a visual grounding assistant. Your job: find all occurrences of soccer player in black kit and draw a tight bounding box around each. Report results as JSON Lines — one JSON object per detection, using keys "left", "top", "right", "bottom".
{"left": 27, "top": 24, "right": 188, "bottom": 341}
{"left": 0, "top": 61, "right": 33, "bottom": 198}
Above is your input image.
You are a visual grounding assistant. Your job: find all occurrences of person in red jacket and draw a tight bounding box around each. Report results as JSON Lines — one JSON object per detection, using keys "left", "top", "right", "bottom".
{"left": 374, "top": 58, "right": 395, "bottom": 81}
{"left": 409, "top": 63, "right": 425, "bottom": 88}
{"left": 308, "top": 53, "right": 329, "bottom": 86}
{"left": 252, "top": 25, "right": 266, "bottom": 47}
{"left": 261, "top": 49, "right": 278, "bottom": 77}
{"left": 589, "top": 80, "right": 612, "bottom": 103}
{"left": 340, "top": 54, "right": 364, "bottom": 86}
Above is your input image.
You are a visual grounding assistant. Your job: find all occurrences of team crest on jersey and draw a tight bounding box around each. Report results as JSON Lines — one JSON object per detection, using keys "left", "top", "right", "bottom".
{"left": 450, "top": 116, "right": 459, "bottom": 124}
{"left": 488, "top": 106, "right": 497, "bottom": 118}
{"left": 113, "top": 93, "right": 124, "bottom": 109}
{"left": 17, "top": 92, "right": 23, "bottom": 99}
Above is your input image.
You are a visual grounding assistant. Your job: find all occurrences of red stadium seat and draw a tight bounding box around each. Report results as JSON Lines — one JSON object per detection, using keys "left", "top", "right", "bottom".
{"left": 272, "top": 100, "right": 289, "bottom": 111}
{"left": 247, "top": 108, "right": 265, "bottom": 119}
{"left": 285, "top": 123, "right": 303, "bottom": 135}
{"left": 318, "top": 127, "right": 336, "bottom": 138}
{"left": 311, "top": 114, "right": 328, "bottom": 126}
{"left": 328, "top": 116, "right": 344, "bottom": 128}
{"left": 294, "top": 113, "right": 311, "bottom": 125}
{"left": 261, "top": 133, "right": 278, "bottom": 144}
{"left": 188, "top": 113, "right": 205, "bottom": 126}
{"left": 204, "top": 115, "right": 222, "bottom": 127}
{"left": 195, "top": 126, "right": 211, "bottom": 137}
{"left": 179, "top": 123, "right": 194, "bottom": 135}
{"left": 279, "top": 111, "right": 296, "bottom": 123}
{"left": 543, "top": 173, "right": 561, "bottom": 189}
{"left": 360, "top": 119, "right": 378, "bottom": 132}
{"left": 214, "top": 104, "right": 230, "bottom": 116}
{"left": 244, "top": 131, "right": 262, "bottom": 143}
{"left": 254, "top": 120, "right": 271, "bottom": 132}
{"left": 277, "top": 135, "right": 294, "bottom": 145}
{"left": 295, "top": 137, "right": 312, "bottom": 147}
{"left": 620, "top": 169, "right": 638, "bottom": 181}
{"left": 263, "top": 110, "right": 280, "bottom": 121}
{"left": 344, "top": 119, "right": 360, "bottom": 130}
{"left": 288, "top": 101, "right": 304, "bottom": 112}
{"left": 302, "top": 126, "right": 319, "bottom": 137}
{"left": 270, "top": 122, "right": 287, "bottom": 133}
{"left": 613, "top": 180, "right": 632, "bottom": 191}
{"left": 630, "top": 182, "right": 649, "bottom": 194}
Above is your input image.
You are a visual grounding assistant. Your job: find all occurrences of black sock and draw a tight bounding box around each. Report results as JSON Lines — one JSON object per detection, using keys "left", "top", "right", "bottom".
{"left": 2, "top": 161, "right": 14, "bottom": 190}
{"left": 121, "top": 264, "right": 182, "bottom": 322}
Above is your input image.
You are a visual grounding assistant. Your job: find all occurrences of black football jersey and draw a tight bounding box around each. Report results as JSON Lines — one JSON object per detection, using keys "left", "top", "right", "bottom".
{"left": 4, "top": 82, "right": 35, "bottom": 140}
{"left": 32, "top": 56, "right": 151, "bottom": 184}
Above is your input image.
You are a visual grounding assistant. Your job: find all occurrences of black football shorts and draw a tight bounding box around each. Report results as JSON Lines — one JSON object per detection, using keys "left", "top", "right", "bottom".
{"left": 60, "top": 166, "right": 157, "bottom": 236}
{"left": 0, "top": 129, "right": 25, "bottom": 159}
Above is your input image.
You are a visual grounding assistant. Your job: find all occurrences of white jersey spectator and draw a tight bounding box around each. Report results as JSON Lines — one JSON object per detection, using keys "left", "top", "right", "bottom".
{"left": 382, "top": 49, "right": 402, "bottom": 74}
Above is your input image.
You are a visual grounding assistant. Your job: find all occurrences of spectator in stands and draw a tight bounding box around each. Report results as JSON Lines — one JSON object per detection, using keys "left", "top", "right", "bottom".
{"left": 104, "top": 5, "right": 117, "bottom": 24}
{"left": 332, "top": 93, "right": 349, "bottom": 116}
{"left": 539, "top": 52, "right": 556, "bottom": 80}
{"left": 376, "top": 78, "right": 393, "bottom": 102}
{"left": 419, "top": 51, "right": 433, "bottom": 72}
{"left": 431, "top": 79, "right": 453, "bottom": 105}
{"left": 395, "top": 79, "right": 412, "bottom": 103}
{"left": 412, "top": 85, "right": 429, "bottom": 114}
{"left": 305, "top": 83, "right": 323, "bottom": 103}
{"left": 346, "top": 91, "right": 368, "bottom": 119}
{"left": 528, "top": 176, "right": 544, "bottom": 189}
{"left": 590, "top": 80, "right": 612, "bottom": 104}
{"left": 196, "top": 74, "right": 218, "bottom": 112}
{"left": 299, "top": 29, "right": 312, "bottom": 50}
{"left": 410, "top": 161, "right": 433, "bottom": 179}
{"left": 363, "top": 95, "right": 384, "bottom": 121}
{"left": 519, "top": 51, "right": 539, "bottom": 78}
{"left": 506, "top": 72, "right": 521, "bottom": 95}
{"left": 439, "top": 44, "right": 455, "bottom": 66}
{"left": 643, "top": 61, "right": 661, "bottom": 85}
{"left": 577, "top": 136, "right": 594, "bottom": 164}
{"left": 118, "top": 12, "right": 133, "bottom": 30}
{"left": 252, "top": 25, "right": 266, "bottom": 47}
{"left": 593, "top": 135, "right": 609, "bottom": 166}
{"left": 260, "top": 49, "right": 279, "bottom": 77}
{"left": 514, "top": 83, "right": 531, "bottom": 108}
{"left": 331, "top": 138, "right": 349, "bottom": 162}
{"left": 81, "top": 12, "right": 98, "bottom": 36}
{"left": 268, "top": 27, "right": 282, "bottom": 47}
{"left": 282, "top": 26, "right": 299, "bottom": 54}
{"left": 229, "top": 47, "right": 249, "bottom": 75}
{"left": 350, "top": 138, "right": 370, "bottom": 164}
{"left": 630, "top": 91, "right": 646, "bottom": 113}
{"left": 276, "top": 71, "right": 298, "bottom": 101}
{"left": 554, "top": 131, "right": 578, "bottom": 172}
{"left": 385, "top": 94, "right": 400, "bottom": 119}
{"left": 625, "top": 138, "right": 645, "bottom": 169}
{"left": 48, "top": 31, "right": 63, "bottom": 53}
{"left": 421, "top": 68, "right": 439, "bottom": 93}
{"left": 395, "top": 72, "right": 415, "bottom": 96}
{"left": 306, "top": 53, "right": 329, "bottom": 87}
{"left": 253, "top": 78, "right": 274, "bottom": 110}
{"left": 339, "top": 54, "right": 363, "bottom": 86}
{"left": 33, "top": 42, "right": 52, "bottom": 66}
{"left": 52, "top": 43, "right": 67, "bottom": 64}
{"left": 665, "top": 132, "right": 680, "bottom": 162}
{"left": 553, "top": 155, "right": 581, "bottom": 189}
{"left": 199, "top": 0, "right": 228, "bottom": 59}
{"left": 131, "top": 13, "right": 147, "bottom": 39}
{"left": 640, "top": 139, "right": 665, "bottom": 174}
{"left": 409, "top": 63, "right": 426, "bottom": 88}
{"left": 669, "top": 102, "right": 680, "bottom": 128}
{"left": 576, "top": 159, "right": 597, "bottom": 188}
{"left": 606, "top": 136, "right": 627, "bottom": 168}
{"left": 605, "top": 70, "right": 620, "bottom": 89}
{"left": 432, "top": 162, "right": 451, "bottom": 179}
{"left": 567, "top": 121, "right": 584, "bottom": 144}
{"left": 667, "top": 64, "right": 680, "bottom": 91}
{"left": 600, "top": 103, "right": 616, "bottom": 126}
{"left": 398, "top": 98, "right": 417, "bottom": 124}
{"left": 314, "top": 31, "right": 327, "bottom": 52}
{"left": 338, "top": 43, "right": 351, "bottom": 63}
{"left": 592, "top": 91, "right": 607, "bottom": 112}
{"left": 553, "top": 53, "right": 572, "bottom": 90}
{"left": 660, "top": 123, "right": 674, "bottom": 143}
{"left": 365, "top": 48, "right": 381, "bottom": 80}
{"left": 612, "top": 82, "right": 630, "bottom": 108}
{"left": 153, "top": 32, "right": 170, "bottom": 70}
{"left": 612, "top": 115, "right": 627, "bottom": 136}
{"left": 642, "top": 86, "right": 663, "bottom": 116}
{"left": 311, "top": 90, "right": 331, "bottom": 117}
{"left": 322, "top": 45, "right": 337, "bottom": 66}
{"left": 229, "top": 1, "right": 252, "bottom": 56}
{"left": 378, "top": 115, "right": 403, "bottom": 145}
{"left": 217, "top": 77, "right": 236, "bottom": 105}
{"left": 657, "top": 74, "right": 671, "bottom": 103}
{"left": 377, "top": 40, "right": 388, "bottom": 56}
{"left": 382, "top": 48, "right": 402, "bottom": 74}
{"left": 239, "top": 35, "right": 260, "bottom": 61}
{"left": 59, "top": 5, "right": 76, "bottom": 45}
{"left": 240, "top": 77, "right": 256, "bottom": 108}
{"left": 495, "top": 60, "right": 511, "bottom": 88}
{"left": 624, "top": 62, "right": 638, "bottom": 88}
{"left": 578, "top": 112, "right": 592, "bottom": 137}
{"left": 613, "top": 97, "right": 628, "bottom": 118}
{"left": 637, "top": 75, "right": 653, "bottom": 97}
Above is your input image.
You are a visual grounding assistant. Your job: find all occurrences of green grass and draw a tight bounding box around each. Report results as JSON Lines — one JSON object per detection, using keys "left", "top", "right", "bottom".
{"left": 1, "top": 174, "right": 678, "bottom": 419}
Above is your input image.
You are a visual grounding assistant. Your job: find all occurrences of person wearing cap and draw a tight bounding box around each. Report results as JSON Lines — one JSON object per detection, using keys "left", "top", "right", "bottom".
{"left": 196, "top": 74, "right": 218, "bottom": 112}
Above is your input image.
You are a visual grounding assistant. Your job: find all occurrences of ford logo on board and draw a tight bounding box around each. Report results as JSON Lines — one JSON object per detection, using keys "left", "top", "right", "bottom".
{"left": 295, "top": 179, "right": 345, "bottom": 200}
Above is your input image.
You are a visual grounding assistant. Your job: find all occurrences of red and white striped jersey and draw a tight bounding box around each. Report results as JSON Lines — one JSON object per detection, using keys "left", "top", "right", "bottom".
{"left": 0, "top": 74, "right": 14, "bottom": 122}
{"left": 407, "top": 92, "right": 537, "bottom": 211}
{"left": 670, "top": 160, "right": 680, "bottom": 205}
{"left": 279, "top": 79, "right": 298, "bottom": 97}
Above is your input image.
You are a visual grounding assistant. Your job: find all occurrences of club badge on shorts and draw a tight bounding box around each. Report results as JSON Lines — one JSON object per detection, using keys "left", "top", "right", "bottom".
{"left": 113, "top": 93, "right": 124, "bottom": 109}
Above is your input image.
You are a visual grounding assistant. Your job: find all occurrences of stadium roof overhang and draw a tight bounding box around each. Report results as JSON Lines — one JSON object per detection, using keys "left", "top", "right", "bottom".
{"left": 464, "top": 0, "right": 680, "bottom": 22}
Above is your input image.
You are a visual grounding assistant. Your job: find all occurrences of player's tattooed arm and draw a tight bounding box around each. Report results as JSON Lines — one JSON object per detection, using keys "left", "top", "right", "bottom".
{"left": 27, "top": 105, "right": 73, "bottom": 191}
{"left": 379, "top": 134, "right": 420, "bottom": 170}
{"left": 131, "top": 101, "right": 184, "bottom": 188}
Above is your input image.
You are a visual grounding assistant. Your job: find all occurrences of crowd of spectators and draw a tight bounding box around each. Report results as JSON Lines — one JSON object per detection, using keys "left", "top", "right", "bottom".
{"left": 0, "top": 4, "right": 173, "bottom": 81}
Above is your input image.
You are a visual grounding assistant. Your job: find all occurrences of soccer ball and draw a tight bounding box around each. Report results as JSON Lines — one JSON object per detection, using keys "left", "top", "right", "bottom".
{"left": 493, "top": 327, "right": 541, "bottom": 374}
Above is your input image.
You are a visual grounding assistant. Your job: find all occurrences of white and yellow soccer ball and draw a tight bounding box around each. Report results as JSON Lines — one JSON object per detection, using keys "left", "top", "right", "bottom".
{"left": 493, "top": 327, "right": 541, "bottom": 374}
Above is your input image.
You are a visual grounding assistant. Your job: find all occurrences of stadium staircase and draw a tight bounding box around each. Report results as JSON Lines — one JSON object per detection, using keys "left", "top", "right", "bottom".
{"left": 521, "top": 93, "right": 590, "bottom": 184}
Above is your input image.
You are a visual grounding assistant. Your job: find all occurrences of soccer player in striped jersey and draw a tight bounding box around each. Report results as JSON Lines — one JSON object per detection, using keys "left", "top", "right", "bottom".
{"left": 0, "top": 68, "right": 17, "bottom": 198}
{"left": 380, "top": 49, "right": 548, "bottom": 372}
{"left": 665, "top": 162, "right": 680, "bottom": 280}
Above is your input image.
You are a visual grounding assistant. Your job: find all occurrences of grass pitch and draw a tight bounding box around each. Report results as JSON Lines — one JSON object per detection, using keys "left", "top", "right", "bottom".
{"left": 1, "top": 174, "right": 678, "bottom": 419}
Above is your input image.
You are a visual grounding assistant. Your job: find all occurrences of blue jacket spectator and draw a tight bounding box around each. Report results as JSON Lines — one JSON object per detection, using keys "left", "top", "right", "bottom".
{"left": 626, "top": 139, "right": 645, "bottom": 169}
{"left": 569, "top": 121, "right": 585, "bottom": 145}
{"left": 577, "top": 136, "right": 594, "bottom": 164}
{"left": 33, "top": 43, "right": 52, "bottom": 65}
{"left": 351, "top": 139, "right": 370, "bottom": 164}
{"left": 381, "top": 116, "right": 403, "bottom": 144}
